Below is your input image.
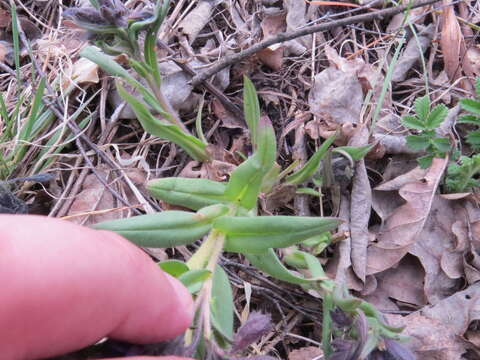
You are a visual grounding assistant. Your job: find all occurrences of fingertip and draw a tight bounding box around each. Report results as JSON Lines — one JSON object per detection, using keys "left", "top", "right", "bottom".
{"left": 164, "top": 273, "right": 194, "bottom": 330}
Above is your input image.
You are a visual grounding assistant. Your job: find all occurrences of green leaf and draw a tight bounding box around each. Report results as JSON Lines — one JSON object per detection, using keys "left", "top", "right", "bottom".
{"left": 80, "top": 46, "right": 137, "bottom": 83}
{"left": 333, "top": 145, "right": 372, "bottom": 161}
{"left": 178, "top": 269, "right": 211, "bottom": 294}
{"left": 430, "top": 137, "right": 451, "bottom": 153}
{"left": 159, "top": 260, "right": 189, "bottom": 277}
{"left": 466, "top": 130, "right": 480, "bottom": 150}
{"left": 283, "top": 250, "right": 327, "bottom": 278}
{"left": 116, "top": 81, "right": 209, "bottom": 161}
{"left": 296, "top": 187, "right": 321, "bottom": 196}
{"left": 224, "top": 116, "right": 276, "bottom": 209}
{"left": 401, "top": 115, "right": 425, "bottom": 130}
{"left": 211, "top": 265, "right": 234, "bottom": 341}
{"left": 475, "top": 77, "right": 480, "bottom": 97}
{"left": 246, "top": 249, "right": 325, "bottom": 284}
{"left": 92, "top": 204, "right": 228, "bottom": 247}
{"left": 243, "top": 76, "right": 260, "bottom": 147}
{"left": 147, "top": 177, "right": 228, "bottom": 210}
{"left": 417, "top": 154, "right": 434, "bottom": 169}
{"left": 460, "top": 98, "right": 480, "bottom": 115}
{"left": 414, "top": 96, "right": 430, "bottom": 121}
{"left": 215, "top": 216, "right": 341, "bottom": 254}
{"left": 458, "top": 114, "right": 480, "bottom": 125}
{"left": 406, "top": 135, "right": 430, "bottom": 150}
{"left": 425, "top": 104, "right": 448, "bottom": 129}
{"left": 285, "top": 134, "right": 336, "bottom": 185}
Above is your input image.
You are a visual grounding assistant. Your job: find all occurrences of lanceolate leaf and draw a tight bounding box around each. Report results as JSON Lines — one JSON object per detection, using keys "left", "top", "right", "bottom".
{"left": 80, "top": 46, "right": 137, "bottom": 83}
{"left": 92, "top": 204, "right": 228, "bottom": 247}
{"left": 215, "top": 216, "right": 341, "bottom": 254}
{"left": 211, "top": 265, "right": 234, "bottom": 341}
{"left": 333, "top": 145, "right": 372, "bottom": 161}
{"left": 116, "top": 81, "right": 209, "bottom": 161}
{"left": 246, "top": 249, "right": 326, "bottom": 284}
{"left": 243, "top": 76, "right": 260, "bottom": 147}
{"left": 178, "top": 269, "right": 211, "bottom": 294}
{"left": 147, "top": 177, "right": 228, "bottom": 210}
{"left": 224, "top": 116, "right": 276, "bottom": 209}
{"left": 285, "top": 134, "right": 336, "bottom": 185}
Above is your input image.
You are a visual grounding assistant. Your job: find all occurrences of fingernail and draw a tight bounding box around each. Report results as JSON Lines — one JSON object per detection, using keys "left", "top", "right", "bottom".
{"left": 165, "top": 273, "right": 194, "bottom": 322}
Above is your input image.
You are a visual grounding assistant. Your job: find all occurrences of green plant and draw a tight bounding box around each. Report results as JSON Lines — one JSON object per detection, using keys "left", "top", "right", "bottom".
{"left": 402, "top": 95, "right": 451, "bottom": 168}
{"left": 446, "top": 154, "right": 480, "bottom": 193}
{"left": 94, "top": 79, "right": 410, "bottom": 359}
{"left": 65, "top": 0, "right": 211, "bottom": 162}
{"left": 458, "top": 78, "right": 480, "bottom": 150}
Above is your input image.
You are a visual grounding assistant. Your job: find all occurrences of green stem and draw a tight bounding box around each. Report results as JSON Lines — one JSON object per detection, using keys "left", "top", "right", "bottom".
{"left": 187, "top": 230, "right": 219, "bottom": 270}
{"left": 322, "top": 292, "right": 334, "bottom": 357}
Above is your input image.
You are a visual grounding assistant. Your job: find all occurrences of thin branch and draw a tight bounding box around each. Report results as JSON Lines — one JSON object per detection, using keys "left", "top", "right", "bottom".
{"left": 191, "top": 0, "right": 442, "bottom": 86}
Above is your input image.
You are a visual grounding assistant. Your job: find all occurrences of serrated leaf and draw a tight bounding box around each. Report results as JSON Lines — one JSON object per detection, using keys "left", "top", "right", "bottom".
{"left": 224, "top": 117, "right": 276, "bottom": 209}
{"left": 401, "top": 115, "right": 425, "bottom": 130}
{"left": 147, "top": 177, "right": 228, "bottom": 210}
{"left": 460, "top": 98, "right": 480, "bottom": 115}
{"left": 243, "top": 76, "right": 260, "bottom": 147}
{"left": 406, "top": 135, "right": 430, "bottom": 150}
{"left": 425, "top": 104, "right": 448, "bottom": 129}
{"left": 285, "top": 134, "right": 336, "bottom": 185}
{"left": 92, "top": 204, "right": 228, "bottom": 247}
{"left": 116, "top": 81, "right": 209, "bottom": 161}
{"left": 178, "top": 269, "right": 211, "bottom": 294}
{"left": 430, "top": 137, "right": 451, "bottom": 153}
{"left": 466, "top": 130, "right": 480, "bottom": 149}
{"left": 417, "top": 155, "right": 434, "bottom": 169}
{"left": 211, "top": 266, "right": 234, "bottom": 340}
{"left": 215, "top": 216, "right": 341, "bottom": 254}
{"left": 414, "top": 96, "right": 430, "bottom": 121}
{"left": 159, "top": 260, "right": 189, "bottom": 277}
{"left": 458, "top": 114, "right": 480, "bottom": 125}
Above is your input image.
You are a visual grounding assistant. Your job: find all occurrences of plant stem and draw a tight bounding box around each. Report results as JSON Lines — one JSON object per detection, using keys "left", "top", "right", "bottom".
{"left": 322, "top": 292, "right": 334, "bottom": 357}
{"left": 145, "top": 76, "right": 191, "bottom": 134}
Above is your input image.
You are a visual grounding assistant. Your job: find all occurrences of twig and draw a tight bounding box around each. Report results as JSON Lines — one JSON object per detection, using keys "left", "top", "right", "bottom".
{"left": 191, "top": 0, "right": 442, "bottom": 86}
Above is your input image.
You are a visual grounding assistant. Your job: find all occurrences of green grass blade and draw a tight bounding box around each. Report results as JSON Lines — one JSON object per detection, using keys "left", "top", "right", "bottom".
{"left": 243, "top": 76, "right": 260, "bottom": 147}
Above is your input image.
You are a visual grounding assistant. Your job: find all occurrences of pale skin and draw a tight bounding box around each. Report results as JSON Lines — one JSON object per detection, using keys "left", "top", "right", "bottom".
{"left": 0, "top": 215, "right": 194, "bottom": 360}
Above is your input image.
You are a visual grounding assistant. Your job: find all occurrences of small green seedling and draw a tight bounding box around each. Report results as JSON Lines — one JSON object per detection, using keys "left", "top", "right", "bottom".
{"left": 458, "top": 78, "right": 480, "bottom": 150}
{"left": 402, "top": 95, "right": 450, "bottom": 168}
{"left": 446, "top": 154, "right": 480, "bottom": 193}
{"left": 65, "top": 0, "right": 210, "bottom": 161}
{"left": 94, "top": 79, "right": 408, "bottom": 359}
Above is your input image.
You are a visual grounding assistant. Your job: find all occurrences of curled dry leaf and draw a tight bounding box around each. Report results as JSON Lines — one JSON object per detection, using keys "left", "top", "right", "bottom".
{"left": 177, "top": 0, "right": 214, "bottom": 44}
{"left": 440, "top": 1, "right": 464, "bottom": 82}
{"left": 348, "top": 125, "right": 371, "bottom": 282}
{"left": 386, "top": 282, "right": 480, "bottom": 360}
{"left": 367, "top": 158, "right": 448, "bottom": 275}
{"left": 257, "top": 12, "right": 286, "bottom": 71}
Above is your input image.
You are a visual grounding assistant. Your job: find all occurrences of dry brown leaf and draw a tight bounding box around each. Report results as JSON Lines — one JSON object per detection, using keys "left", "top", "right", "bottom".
{"left": 67, "top": 171, "right": 117, "bottom": 226}
{"left": 0, "top": 40, "right": 10, "bottom": 62}
{"left": 391, "top": 25, "right": 434, "bottom": 83}
{"left": 463, "top": 46, "right": 480, "bottom": 77}
{"left": 288, "top": 346, "right": 323, "bottom": 360}
{"left": 211, "top": 99, "right": 244, "bottom": 129}
{"left": 348, "top": 125, "right": 371, "bottom": 282}
{"left": 409, "top": 196, "right": 463, "bottom": 303}
{"left": 441, "top": 1, "right": 463, "bottom": 81}
{"left": 367, "top": 158, "right": 448, "bottom": 275}
{"left": 69, "top": 57, "right": 99, "bottom": 86}
{"left": 0, "top": 8, "right": 10, "bottom": 27}
{"left": 257, "top": 12, "right": 286, "bottom": 71}
{"left": 177, "top": 0, "right": 214, "bottom": 44}
{"left": 369, "top": 255, "right": 427, "bottom": 307}
{"left": 386, "top": 282, "right": 480, "bottom": 359}
{"left": 308, "top": 67, "right": 363, "bottom": 126}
